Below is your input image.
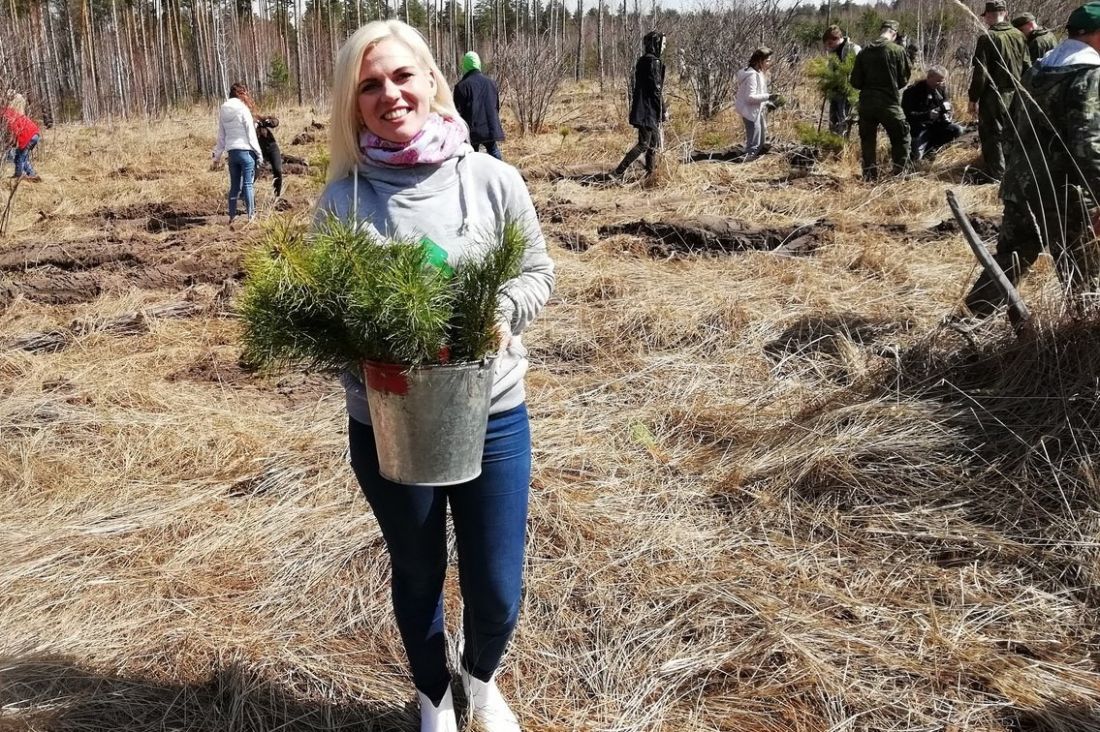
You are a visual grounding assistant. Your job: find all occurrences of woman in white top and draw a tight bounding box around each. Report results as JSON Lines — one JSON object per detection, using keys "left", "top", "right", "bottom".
{"left": 734, "top": 47, "right": 775, "bottom": 161}
{"left": 211, "top": 82, "right": 263, "bottom": 223}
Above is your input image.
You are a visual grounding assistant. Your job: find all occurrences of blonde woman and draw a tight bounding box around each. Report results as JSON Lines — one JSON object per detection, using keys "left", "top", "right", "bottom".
{"left": 316, "top": 20, "right": 554, "bottom": 732}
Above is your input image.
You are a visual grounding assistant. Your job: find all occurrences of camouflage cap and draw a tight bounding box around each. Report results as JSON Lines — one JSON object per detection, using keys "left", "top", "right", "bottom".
{"left": 1012, "top": 12, "right": 1036, "bottom": 26}
{"left": 984, "top": 0, "right": 1007, "bottom": 12}
{"left": 881, "top": 19, "right": 900, "bottom": 31}
{"left": 1067, "top": 2, "right": 1100, "bottom": 32}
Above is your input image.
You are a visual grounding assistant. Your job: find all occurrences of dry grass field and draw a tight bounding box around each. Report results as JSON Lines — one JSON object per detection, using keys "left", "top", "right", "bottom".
{"left": 2, "top": 83, "right": 1099, "bottom": 731}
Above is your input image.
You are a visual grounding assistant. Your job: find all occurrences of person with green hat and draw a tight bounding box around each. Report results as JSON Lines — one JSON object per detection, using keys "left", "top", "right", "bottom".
{"left": 963, "top": 1, "right": 1100, "bottom": 317}
{"left": 967, "top": 0, "right": 1029, "bottom": 181}
{"left": 850, "top": 20, "right": 912, "bottom": 180}
{"left": 453, "top": 50, "right": 505, "bottom": 160}
{"left": 1013, "top": 11, "right": 1059, "bottom": 62}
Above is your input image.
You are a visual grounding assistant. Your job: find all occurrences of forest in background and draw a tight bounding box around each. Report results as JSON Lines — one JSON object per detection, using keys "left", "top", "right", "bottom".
{"left": 0, "top": 0, "right": 1086, "bottom": 126}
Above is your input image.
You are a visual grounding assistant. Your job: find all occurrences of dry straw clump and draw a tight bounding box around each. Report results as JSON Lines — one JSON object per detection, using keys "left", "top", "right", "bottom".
{"left": 1, "top": 84, "right": 1099, "bottom": 732}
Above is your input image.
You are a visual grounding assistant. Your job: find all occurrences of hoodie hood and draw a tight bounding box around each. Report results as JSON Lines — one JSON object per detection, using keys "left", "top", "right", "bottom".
{"left": 355, "top": 143, "right": 476, "bottom": 237}
{"left": 1039, "top": 38, "right": 1100, "bottom": 67}
{"left": 643, "top": 31, "right": 665, "bottom": 57}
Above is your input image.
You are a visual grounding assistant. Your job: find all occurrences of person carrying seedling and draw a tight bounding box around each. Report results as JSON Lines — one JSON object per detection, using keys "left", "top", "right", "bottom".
{"left": 612, "top": 30, "right": 666, "bottom": 179}
{"left": 968, "top": 0, "right": 1029, "bottom": 182}
{"left": 453, "top": 50, "right": 505, "bottom": 160}
{"left": 850, "top": 20, "right": 912, "bottom": 180}
{"left": 822, "top": 25, "right": 861, "bottom": 137}
{"left": 1013, "top": 12, "right": 1059, "bottom": 64}
{"left": 314, "top": 20, "right": 554, "bottom": 732}
{"left": 963, "top": 2, "right": 1100, "bottom": 318}
{"left": 903, "top": 66, "right": 965, "bottom": 162}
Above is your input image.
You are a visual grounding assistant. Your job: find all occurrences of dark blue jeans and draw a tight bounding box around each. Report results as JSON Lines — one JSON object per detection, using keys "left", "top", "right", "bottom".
{"left": 13, "top": 133, "right": 39, "bottom": 177}
{"left": 473, "top": 139, "right": 503, "bottom": 160}
{"left": 227, "top": 148, "right": 256, "bottom": 220}
{"left": 348, "top": 403, "right": 531, "bottom": 704}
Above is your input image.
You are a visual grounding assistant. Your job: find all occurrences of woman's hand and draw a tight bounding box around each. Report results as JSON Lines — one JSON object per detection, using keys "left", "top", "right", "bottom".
{"left": 496, "top": 321, "right": 512, "bottom": 358}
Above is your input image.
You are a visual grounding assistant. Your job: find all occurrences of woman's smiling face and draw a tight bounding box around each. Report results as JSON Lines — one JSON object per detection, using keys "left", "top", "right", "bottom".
{"left": 357, "top": 38, "right": 434, "bottom": 143}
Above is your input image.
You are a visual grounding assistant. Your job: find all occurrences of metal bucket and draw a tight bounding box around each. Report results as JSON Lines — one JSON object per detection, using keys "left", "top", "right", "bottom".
{"left": 362, "top": 358, "right": 496, "bottom": 486}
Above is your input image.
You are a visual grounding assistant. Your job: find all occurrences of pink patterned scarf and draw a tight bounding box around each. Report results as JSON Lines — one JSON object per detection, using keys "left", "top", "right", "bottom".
{"left": 359, "top": 113, "right": 469, "bottom": 167}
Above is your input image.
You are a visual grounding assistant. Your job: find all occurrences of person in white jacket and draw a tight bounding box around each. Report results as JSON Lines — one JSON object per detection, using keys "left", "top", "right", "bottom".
{"left": 211, "top": 82, "right": 263, "bottom": 224}
{"left": 734, "top": 47, "right": 776, "bottom": 161}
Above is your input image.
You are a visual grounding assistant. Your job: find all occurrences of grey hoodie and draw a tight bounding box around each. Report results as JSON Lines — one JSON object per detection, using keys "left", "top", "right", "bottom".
{"left": 315, "top": 146, "right": 555, "bottom": 425}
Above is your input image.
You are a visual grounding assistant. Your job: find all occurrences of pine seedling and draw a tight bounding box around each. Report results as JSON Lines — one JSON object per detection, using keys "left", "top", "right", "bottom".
{"left": 239, "top": 218, "right": 361, "bottom": 371}
{"left": 364, "top": 240, "right": 453, "bottom": 364}
{"left": 239, "top": 214, "right": 531, "bottom": 371}
{"left": 448, "top": 221, "right": 528, "bottom": 362}
{"left": 806, "top": 54, "right": 858, "bottom": 106}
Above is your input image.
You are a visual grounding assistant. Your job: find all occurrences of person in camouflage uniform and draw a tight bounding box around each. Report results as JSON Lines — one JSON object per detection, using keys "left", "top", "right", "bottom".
{"left": 1013, "top": 12, "right": 1059, "bottom": 62}
{"left": 964, "top": 2, "right": 1100, "bottom": 317}
{"left": 968, "top": 0, "right": 1029, "bottom": 180}
{"left": 850, "top": 20, "right": 912, "bottom": 180}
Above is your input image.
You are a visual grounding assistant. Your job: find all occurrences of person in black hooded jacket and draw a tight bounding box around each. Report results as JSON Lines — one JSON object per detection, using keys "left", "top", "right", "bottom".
{"left": 613, "top": 31, "right": 666, "bottom": 178}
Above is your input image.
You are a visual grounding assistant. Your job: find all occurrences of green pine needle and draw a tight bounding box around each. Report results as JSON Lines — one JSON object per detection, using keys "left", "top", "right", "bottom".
{"left": 238, "top": 214, "right": 529, "bottom": 371}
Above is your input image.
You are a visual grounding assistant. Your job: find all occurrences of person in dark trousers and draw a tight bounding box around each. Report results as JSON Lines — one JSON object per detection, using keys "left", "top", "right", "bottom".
{"left": 964, "top": 3, "right": 1100, "bottom": 318}
{"left": 968, "top": 0, "right": 1029, "bottom": 181}
{"left": 902, "top": 66, "right": 965, "bottom": 161}
{"left": 613, "top": 30, "right": 666, "bottom": 179}
{"left": 850, "top": 20, "right": 912, "bottom": 180}
{"left": 1013, "top": 12, "right": 1059, "bottom": 62}
{"left": 822, "top": 25, "right": 861, "bottom": 137}
{"left": 453, "top": 51, "right": 505, "bottom": 160}
{"left": 255, "top": 114, "right": 284, "bottom": 198}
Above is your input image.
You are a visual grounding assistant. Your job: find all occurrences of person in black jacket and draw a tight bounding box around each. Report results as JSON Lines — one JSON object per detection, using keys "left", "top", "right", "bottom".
{"left": 613, "top": 30, "right": 666, "bottom": 178}
{"left": 255, "top": 114, "right": 284, "bottom": 197}
{"left": 901, "top": 66, "right": 964, "bottom": 162}
{"left": 453, "top": 51, "right": 505, "bottom": 160}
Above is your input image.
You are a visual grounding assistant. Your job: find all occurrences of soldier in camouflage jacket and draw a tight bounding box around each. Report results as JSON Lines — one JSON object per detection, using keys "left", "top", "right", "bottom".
{"left": 850, "top": 20, "right": 912, "bottom": 179}
{"left": 968, "top": 0, "right": 1029, "bottom": 180}
{"left": 1013, "top": 12, "right": 1059, "bottom": 62}
{"left": 965, "top": 2, "right": 1100, "bottom": 316}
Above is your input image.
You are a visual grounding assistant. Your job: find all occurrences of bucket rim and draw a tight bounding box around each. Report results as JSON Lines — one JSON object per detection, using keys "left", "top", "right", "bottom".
{"left": 362, "top": 356, "right": 497, "bottom": 373}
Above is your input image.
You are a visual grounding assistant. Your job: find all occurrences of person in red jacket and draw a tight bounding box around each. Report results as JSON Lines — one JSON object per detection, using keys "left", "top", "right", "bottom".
{"left": 2, "top": 94, "right": 41, "bottom": 181}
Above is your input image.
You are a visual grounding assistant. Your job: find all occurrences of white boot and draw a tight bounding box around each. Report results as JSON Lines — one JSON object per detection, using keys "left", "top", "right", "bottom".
{"left": 461, "top": 669, "right": 521, "bottom": 731}
{"left": 417, "top": 686, "right": 458, "bottom": 732}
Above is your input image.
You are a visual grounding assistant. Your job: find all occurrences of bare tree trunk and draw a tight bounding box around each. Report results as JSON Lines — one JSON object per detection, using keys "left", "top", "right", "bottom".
{"left": 575, "top": 0, "right": 582, "bottom": 81}
{"left": 597, "top": 0, "right": 603, "bottom": 89}
{"left": 293, "top": 0, "right": 303, "bottom": 104}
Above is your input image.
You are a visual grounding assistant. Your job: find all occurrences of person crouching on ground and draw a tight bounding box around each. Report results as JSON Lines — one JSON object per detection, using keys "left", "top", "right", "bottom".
{"left": 902, "top": 66, "right": 965, "bottom": 162}
{"left": 2, "top": 93, "right": 42, "bottom": 182}
{"left": 211, "top": 82, "right": 263, "bottom": 224}
{"left": 315, "top": 19, "right": 555, "bottom": 732}
{"left": 453, "top": 50, "right": 505, "bottom": 160}
{"left": 735, "top": 47, "right": 778, "bottom": 162}
{"left": 613, "top": 30, "right": 666, "bottom": 179}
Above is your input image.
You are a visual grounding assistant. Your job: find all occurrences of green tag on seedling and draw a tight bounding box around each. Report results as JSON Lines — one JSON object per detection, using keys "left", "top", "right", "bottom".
{"left": 420, "top": 237, "right": 454, "bottom": 277}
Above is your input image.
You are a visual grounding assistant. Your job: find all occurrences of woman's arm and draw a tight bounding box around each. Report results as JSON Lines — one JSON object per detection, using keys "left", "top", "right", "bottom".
{"left": 212, "top": 106, "right": 226, "bottom": 162}
{"left": 499, "top": 168, "right": 555, "bottom": 335}
{"left": 242, "top": 108, "right": 264, "bottom": 163}
{"left": 746, "top": 71, "right": 770, "bottom": 103}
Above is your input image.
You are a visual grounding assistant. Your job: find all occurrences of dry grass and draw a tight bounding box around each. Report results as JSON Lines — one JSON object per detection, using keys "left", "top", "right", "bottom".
{"left": 1, "top": 83, "right": 1098, "bottom": 732}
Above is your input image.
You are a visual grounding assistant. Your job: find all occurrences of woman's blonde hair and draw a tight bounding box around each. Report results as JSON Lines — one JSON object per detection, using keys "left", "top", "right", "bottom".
{"left": 8, "top": 93, "right": 26, "bottom": 114}
{"left": 328, "top": 20, "right": 459, "bottom": 183}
